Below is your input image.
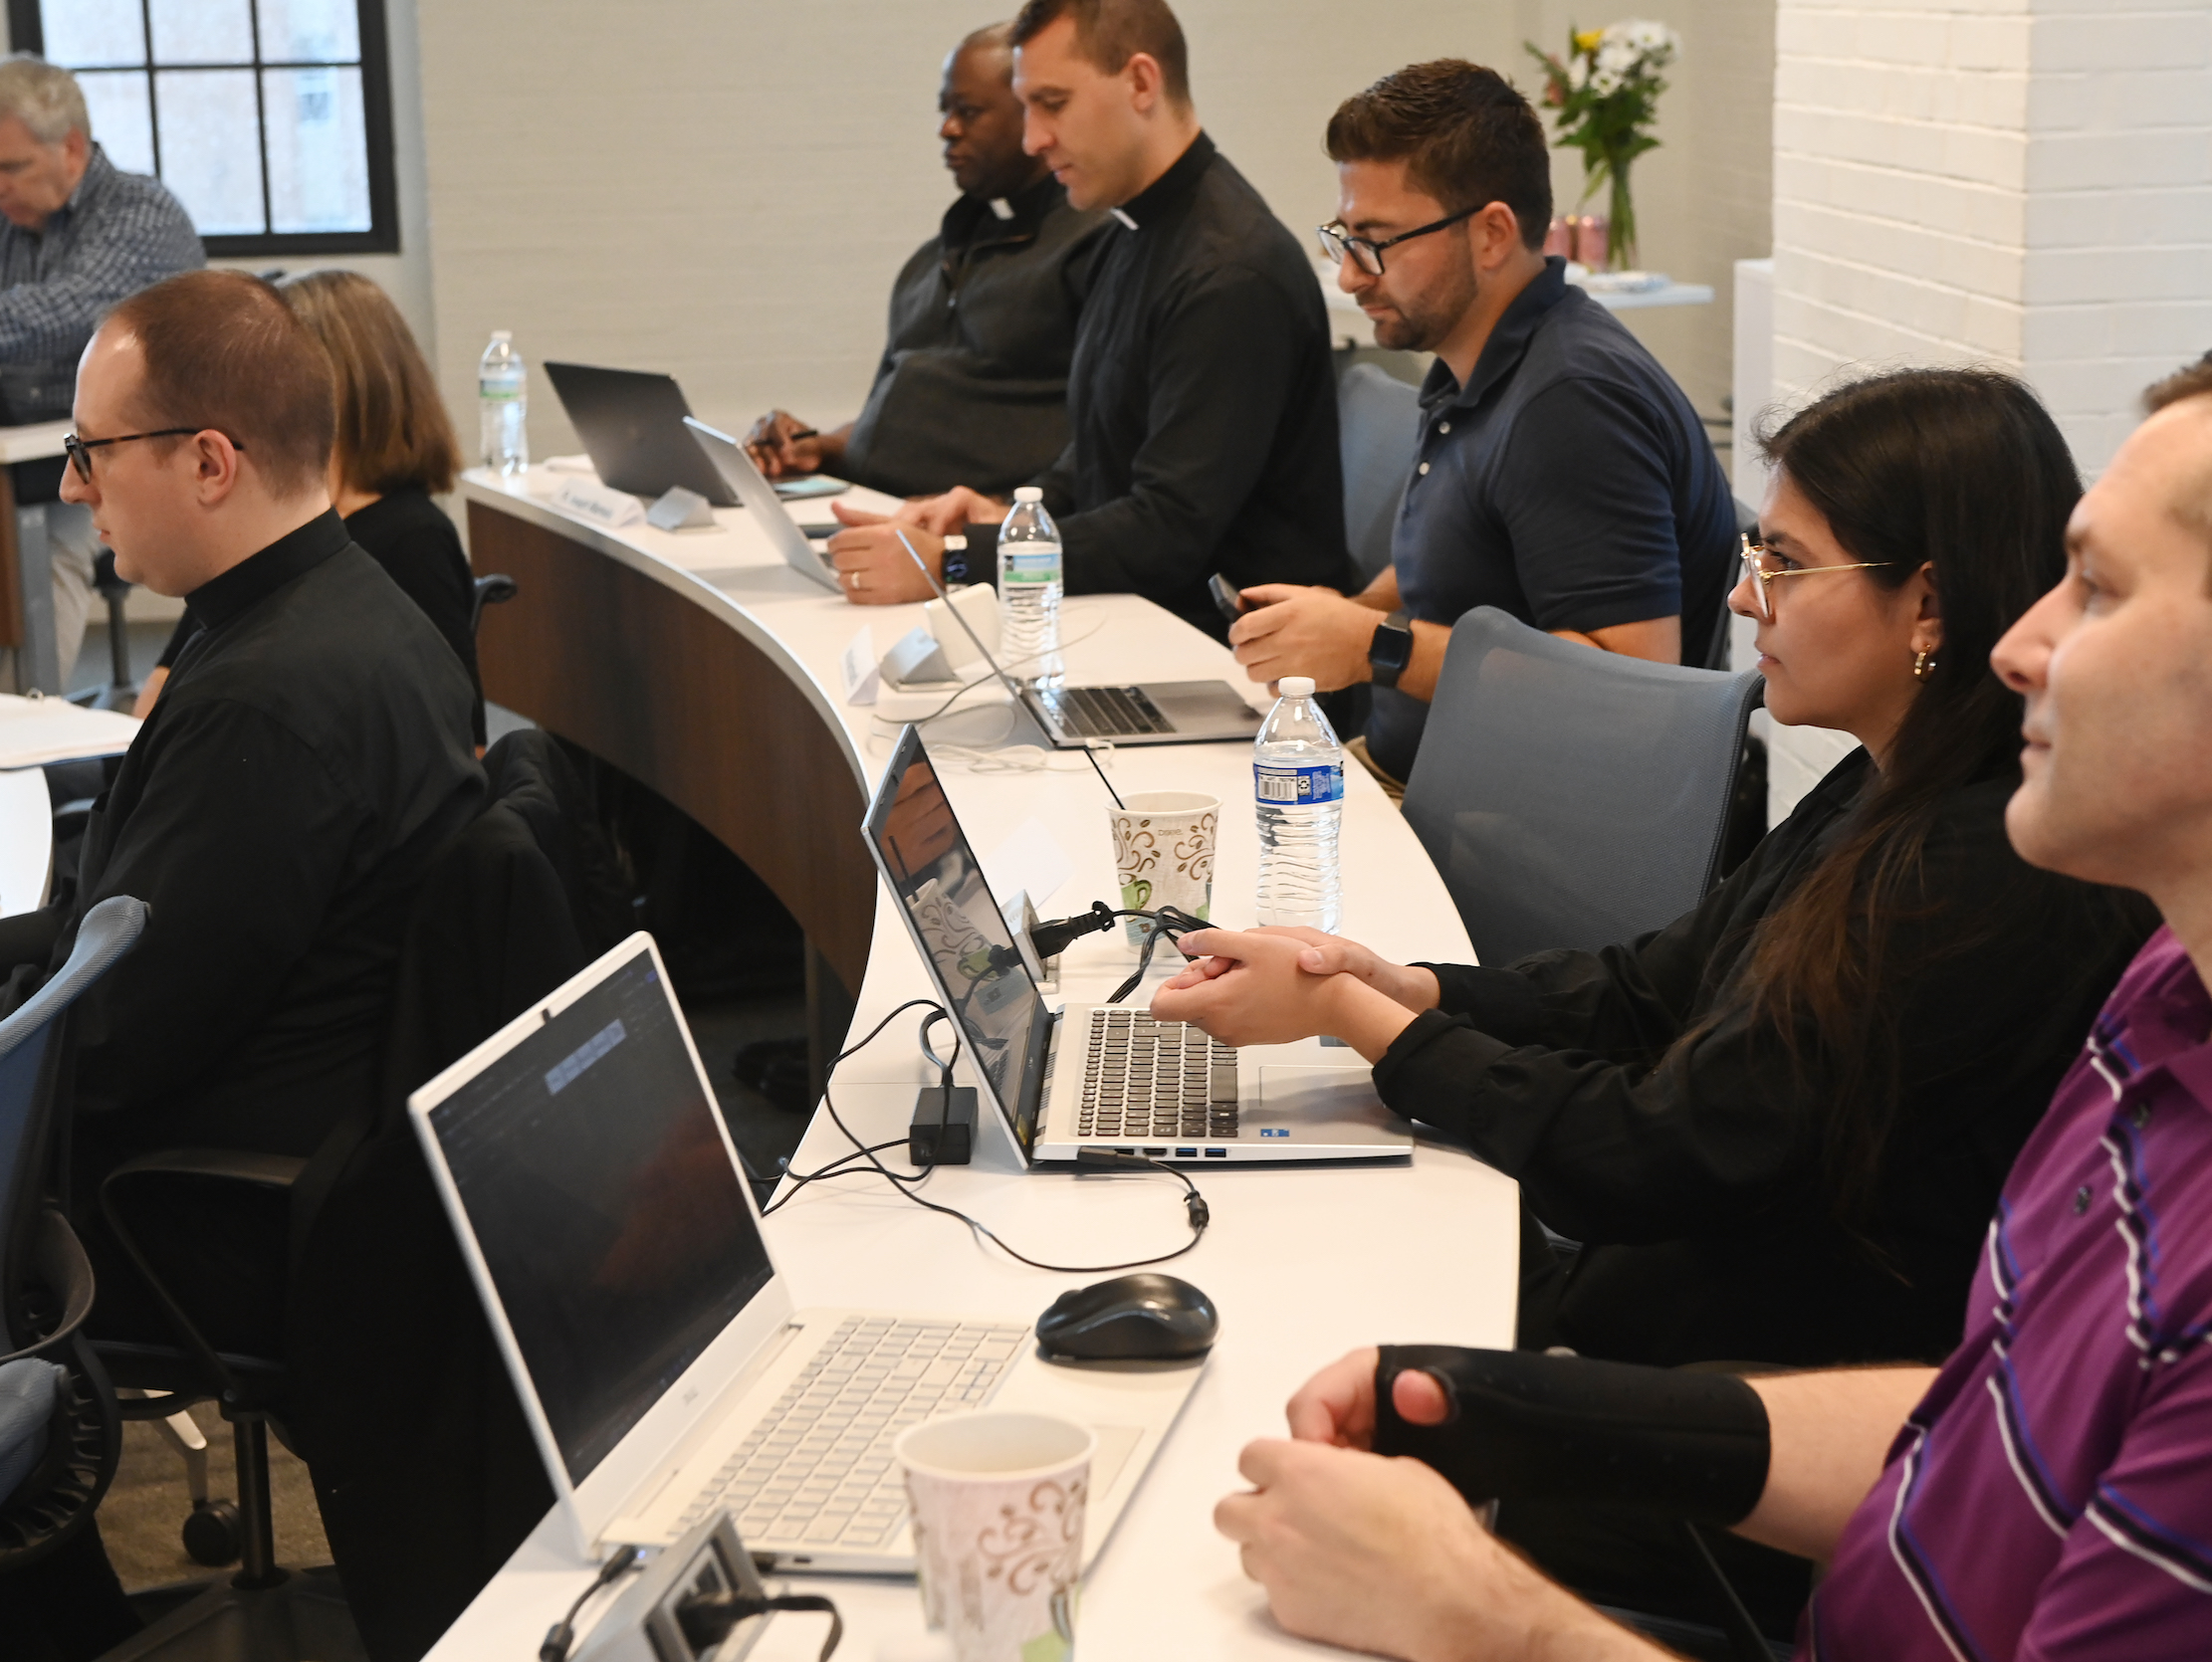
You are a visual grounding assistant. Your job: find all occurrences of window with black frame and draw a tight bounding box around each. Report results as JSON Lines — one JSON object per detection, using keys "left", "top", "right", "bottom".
{"left": 4, "top": 0, "right": 397, "bottom": 254}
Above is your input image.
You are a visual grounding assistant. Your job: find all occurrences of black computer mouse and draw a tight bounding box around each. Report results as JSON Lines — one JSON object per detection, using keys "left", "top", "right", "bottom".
{"left": 1035, "top": 1273, "right": 1218, "bottom": 1361}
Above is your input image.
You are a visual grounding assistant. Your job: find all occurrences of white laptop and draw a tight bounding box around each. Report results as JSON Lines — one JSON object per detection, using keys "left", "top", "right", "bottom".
{"left": 866, "top": 725, "right": 1416, "bottom": 1164}
{"left": 682, "top": 415, "right": 844, "bottom": 592}
{"left": 407, "top": 935, "right": 1204, "bottom": 1571}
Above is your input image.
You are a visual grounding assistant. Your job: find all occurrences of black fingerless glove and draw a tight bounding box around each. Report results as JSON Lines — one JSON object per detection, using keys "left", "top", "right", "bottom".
{"left": 1373, "top": 1345, "right": 1770, "bottom": 1527}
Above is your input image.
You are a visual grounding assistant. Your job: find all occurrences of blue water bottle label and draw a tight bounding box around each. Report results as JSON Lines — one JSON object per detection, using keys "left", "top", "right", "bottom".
{"left": 1254, "top": 761, "right": 1343, "bottom": 806}
{"left": 1000, "top": 543, "right": 1061, "bottom": 584}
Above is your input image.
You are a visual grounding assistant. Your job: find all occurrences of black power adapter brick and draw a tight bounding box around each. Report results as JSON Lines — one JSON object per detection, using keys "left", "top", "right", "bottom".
{"left": 909, "top": 1086, "right": 978, "bottom": 1165}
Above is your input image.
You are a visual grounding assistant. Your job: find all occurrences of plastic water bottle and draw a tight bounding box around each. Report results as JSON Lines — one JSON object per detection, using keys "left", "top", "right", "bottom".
{"left": 479, "top": 330, "right": 528, "bottom": 475}
{"left": 996, "top": 486, "right": 1062, "bottom": 688}
{"left": 1253, "top": 676, "right": 1344, "bottom": 932}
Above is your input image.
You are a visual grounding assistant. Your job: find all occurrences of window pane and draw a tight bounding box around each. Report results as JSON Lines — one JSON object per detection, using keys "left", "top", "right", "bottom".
{"left": 78, "top": 72, "right": 156, "bottom": 176}
{"left": 258, "top": 0, "right": 361, "bottom": 65}
{"left": 39, "top": 0, "right": 147, "bottom": 69}
{"left": 148, "top": 0, "right": 255, "bottom": 67}
{"left": 264, "top": 67, "right": 368, "bottom": 233}
{"left": 153, "top": 69, "right": 263, "bottom": 235}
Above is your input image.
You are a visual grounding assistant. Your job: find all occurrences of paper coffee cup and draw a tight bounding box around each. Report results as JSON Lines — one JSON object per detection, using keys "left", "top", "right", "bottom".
{"left": 1107, "top": 791, "right": 1217, "bottom": 953}
{"left": 896, "top": 1411, "right": 1094, "bottom": 1662}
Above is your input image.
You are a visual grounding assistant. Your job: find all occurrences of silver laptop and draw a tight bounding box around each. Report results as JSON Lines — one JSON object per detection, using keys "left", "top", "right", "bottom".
{"left": 407, "top": 935, "right": 1203, "bottom": 1572}
{"left": 683, "top": 416, "right": 845, "bottom": 592}
{"left": 867, "top": 726, "right": 1415, "bottom": 1164}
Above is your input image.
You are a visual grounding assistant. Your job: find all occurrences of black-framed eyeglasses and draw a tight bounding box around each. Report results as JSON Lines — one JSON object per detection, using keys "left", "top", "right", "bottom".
{"left": 63, "top": 428, "right": 246, "bottom": 484}
{"left": 1315, "top": 207, "right": 1478, "bottom": 276}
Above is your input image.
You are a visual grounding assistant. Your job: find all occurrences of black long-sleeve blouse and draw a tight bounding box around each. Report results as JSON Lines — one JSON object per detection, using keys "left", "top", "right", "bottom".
{"left": 1375, "top": 748, "right": 2155, "bottom": 1367}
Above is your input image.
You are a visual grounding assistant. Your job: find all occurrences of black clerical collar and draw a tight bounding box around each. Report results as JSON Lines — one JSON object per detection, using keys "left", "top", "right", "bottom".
{"left": 1108, "top": 130, "right": 1216, "bottom": 230}
{"left": 1424, "top": 256, "right": 1572, "bottom": 413}
{"left": 947, "top": 170, "right": 1063, "bottom": 251}
{"left": 185, "top": 509, "right": 351, "bottom": 633}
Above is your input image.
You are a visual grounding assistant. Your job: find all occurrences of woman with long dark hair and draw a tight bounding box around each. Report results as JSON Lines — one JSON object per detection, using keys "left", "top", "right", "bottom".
{"left": 1154, "top": 368, "right": 2155, "bottom": 1630}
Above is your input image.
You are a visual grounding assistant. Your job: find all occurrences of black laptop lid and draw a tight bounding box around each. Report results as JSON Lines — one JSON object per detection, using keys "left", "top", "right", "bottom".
{"left": 544, "top": 362, "right": 737, "bottom": 506}
{"left": 863, "top": 727, "right": 1050, "bottom": 1157}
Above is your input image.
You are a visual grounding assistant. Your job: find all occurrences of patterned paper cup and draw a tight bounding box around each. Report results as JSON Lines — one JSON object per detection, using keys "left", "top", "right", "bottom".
{"left": 1107, "top": 791, "right": 1217, "bottom": 954}
{"left": 896, "top": 1411, "right": 1095, "bottom": 1662}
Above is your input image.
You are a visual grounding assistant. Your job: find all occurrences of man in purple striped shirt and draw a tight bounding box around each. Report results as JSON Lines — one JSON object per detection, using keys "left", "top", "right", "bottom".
{"left": 1214, "top": 356, "right": 2212, "bottom": 1661}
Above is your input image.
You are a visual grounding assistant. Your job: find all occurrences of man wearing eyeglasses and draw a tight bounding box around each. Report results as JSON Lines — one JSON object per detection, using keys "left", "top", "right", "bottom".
{"left": 1228, "top": 60, "right": 1736, "bottom": 792}
{"left": 818, "top": 0, "right": 1356, "bottom": 638}
{"left": 0, "top": 54, "right": 202, "bottom": 687}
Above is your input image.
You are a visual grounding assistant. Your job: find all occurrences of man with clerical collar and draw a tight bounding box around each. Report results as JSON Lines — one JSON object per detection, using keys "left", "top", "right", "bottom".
{"left": 1229, "top": 60, "right": 1737, "bottom": 790}
{"left": 820, "top": 0, "right": 1356, "bottom": 641}
{"left": 50, "top": 266, "right": 481, "bottom": 1270}
{"left": 746, "top": 22, "right": 1107, "bottom": 500}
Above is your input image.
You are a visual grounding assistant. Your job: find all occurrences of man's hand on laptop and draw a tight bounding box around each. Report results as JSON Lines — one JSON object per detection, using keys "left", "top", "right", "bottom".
{"left": 898, "top": 485, "right": 1010, "bottom": 537}
{"left": 825, "top": 511, "right": 944, "bottom": 604}
{"left": 1230, "top": 585, "right": 1390, "bottom": 691}
{"left": 744, "top": 409, "right": 825, "bottom": 479}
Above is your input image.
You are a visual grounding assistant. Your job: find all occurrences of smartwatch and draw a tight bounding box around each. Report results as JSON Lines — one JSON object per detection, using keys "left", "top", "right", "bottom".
{"left": 941, "top": 533, "right": 971, "bottom": 587}
{"left": 1368, "top": 610, "right": 1415, "bottom": 690}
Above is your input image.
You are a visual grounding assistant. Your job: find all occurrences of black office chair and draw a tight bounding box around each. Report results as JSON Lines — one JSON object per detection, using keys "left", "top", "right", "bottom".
{"left": 95, "top": 730, "right": 621, "bottom": 1662}
{"left": 0, "top": 897, "right": 147, "bottom": 1572}
{"left": 471, "top": 572, "right": 518, "bottom": 637}
{"left": 1402, "top": 606, "right": 1764, "bottom": 965}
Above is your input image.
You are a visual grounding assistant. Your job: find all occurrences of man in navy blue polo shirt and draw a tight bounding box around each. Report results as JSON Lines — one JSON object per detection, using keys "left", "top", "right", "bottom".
{"left": 1230, "top": 60, "right": 1736, "bottom": 787}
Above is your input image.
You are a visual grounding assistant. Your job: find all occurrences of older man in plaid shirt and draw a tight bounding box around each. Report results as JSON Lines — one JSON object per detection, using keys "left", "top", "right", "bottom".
{"left": 0, "top": 53, "right": 201, "bottom": 684}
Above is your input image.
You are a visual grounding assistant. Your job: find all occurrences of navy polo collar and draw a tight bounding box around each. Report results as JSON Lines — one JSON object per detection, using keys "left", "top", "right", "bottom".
{"left": 1422, "top": 256, "right": 1574, "bottom": 415}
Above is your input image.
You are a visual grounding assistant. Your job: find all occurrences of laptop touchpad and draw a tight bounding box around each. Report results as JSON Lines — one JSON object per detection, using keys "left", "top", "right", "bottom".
{"left": 1256, "top": 1066, "right": 1382, "bottom": 1114}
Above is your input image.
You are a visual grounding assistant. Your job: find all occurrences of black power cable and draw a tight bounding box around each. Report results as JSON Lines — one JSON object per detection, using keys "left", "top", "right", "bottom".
{"left": 539, "top": 1546, "right": 640, "bottom": 1662}
{"left": 677, "top": 1589, "right": 843, "bottom": 1660}
{"left": 763, "top": 996, "right": 1211, "bottom": 1273}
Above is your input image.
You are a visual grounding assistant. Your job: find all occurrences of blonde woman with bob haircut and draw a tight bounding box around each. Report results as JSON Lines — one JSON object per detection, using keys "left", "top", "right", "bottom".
{"left": 138, "top": 270, "right": 484, "bottom": 742}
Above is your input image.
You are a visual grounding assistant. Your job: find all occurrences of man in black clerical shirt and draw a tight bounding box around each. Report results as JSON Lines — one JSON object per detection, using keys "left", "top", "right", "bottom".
{"left": 1229, "top": 63, "right": 1736, "bottom": 788}
{"left": 54, "top": 267, "right": 481, "bottom": 1239}
{"left": 743, "top": 24, "right": 1106, "bottom": 499}
{"left": 824, "top": 0, "right": 1355, "bottom": 638}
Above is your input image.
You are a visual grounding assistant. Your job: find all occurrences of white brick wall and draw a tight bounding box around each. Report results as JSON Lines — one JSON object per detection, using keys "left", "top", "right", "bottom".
{"left": 1770, "top": 0, "right": 2212, "bottom": 475}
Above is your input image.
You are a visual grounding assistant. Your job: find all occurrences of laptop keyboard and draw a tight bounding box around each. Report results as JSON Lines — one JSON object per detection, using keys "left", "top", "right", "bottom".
{"left": 678, "top": 1316, "right": 1028, "bottom": 1551}
{"left": 1037, "top": 684, "right": 1174, "bottom": 737}
{"left": 1076, "top": 1008, "right": 1239, "bottom": 1144}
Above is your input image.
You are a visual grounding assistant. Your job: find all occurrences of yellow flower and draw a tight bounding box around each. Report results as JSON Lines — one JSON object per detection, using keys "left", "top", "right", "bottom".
{"left": 1574, "top": 28, "right": 1605, "bottom": 53}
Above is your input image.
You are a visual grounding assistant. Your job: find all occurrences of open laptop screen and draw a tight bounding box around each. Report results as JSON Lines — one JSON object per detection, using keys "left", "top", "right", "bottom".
{"left": 422, "top": 947, "right": 773, "bottom": 1485}
{"left": 865, "top": 728, "right": 1047, "bottom": 1152}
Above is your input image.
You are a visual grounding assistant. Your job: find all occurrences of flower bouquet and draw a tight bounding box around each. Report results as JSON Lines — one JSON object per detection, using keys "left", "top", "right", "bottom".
{"left": 1525, "top": 20, "right": 1679, "bottom": 272}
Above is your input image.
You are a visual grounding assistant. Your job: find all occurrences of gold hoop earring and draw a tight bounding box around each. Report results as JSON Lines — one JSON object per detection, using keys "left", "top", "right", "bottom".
{"left": 1912, "top": 649, "right": 1936, "bottom": 682}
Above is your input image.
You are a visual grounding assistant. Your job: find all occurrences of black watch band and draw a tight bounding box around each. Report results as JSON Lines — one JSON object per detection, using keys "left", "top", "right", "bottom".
{"left": 1368, "top": 610, "right": 1414, "bottom": 690}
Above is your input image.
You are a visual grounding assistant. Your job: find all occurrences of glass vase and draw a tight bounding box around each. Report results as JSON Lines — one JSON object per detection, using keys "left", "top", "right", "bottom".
{"left": 1606, "top": 154, "right": 1640, "bottom": 272}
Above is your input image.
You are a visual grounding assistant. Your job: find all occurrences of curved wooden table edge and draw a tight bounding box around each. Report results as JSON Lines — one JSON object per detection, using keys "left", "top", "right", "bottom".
{"left": 464, "top": 487, "right": 876, "bottom": 998}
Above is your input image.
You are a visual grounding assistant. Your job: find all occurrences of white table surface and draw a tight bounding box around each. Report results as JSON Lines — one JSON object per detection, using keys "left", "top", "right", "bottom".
{"left": 0, "top": 765, "right": 52, "bottom": 917}
{"left": 436, "top": 470, "right": 1518, "bottom": 1661}
{"left": 0, "top": 419, "right": 70, "bottom": 466}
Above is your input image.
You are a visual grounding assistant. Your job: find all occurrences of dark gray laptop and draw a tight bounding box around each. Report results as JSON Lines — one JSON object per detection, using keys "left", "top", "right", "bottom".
{"left": 545, "top": 362, "right": 738, "bottom": 506}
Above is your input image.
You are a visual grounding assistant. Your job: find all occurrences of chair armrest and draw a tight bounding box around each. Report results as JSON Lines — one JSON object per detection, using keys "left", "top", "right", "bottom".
{"left": 0, "top": 1208, "right": 95, "bottom": 1365}
{"left": 99, "top": 1149, "right": 308, "bottom": 1397}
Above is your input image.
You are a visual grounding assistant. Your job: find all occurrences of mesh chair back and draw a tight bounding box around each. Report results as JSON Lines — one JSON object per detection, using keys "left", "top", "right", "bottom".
{"left": 1337, "top": 361, "right": 1422, "bottom": 584}
{"left": 1402, "top": 609, "right": 1761, "bottom": 966}
{"left": 0, "top": 897, "right": 146, "bottom": 1351}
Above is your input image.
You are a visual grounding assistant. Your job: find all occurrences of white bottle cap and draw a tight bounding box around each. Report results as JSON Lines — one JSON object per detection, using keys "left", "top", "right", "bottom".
{"left": 944, "top": 534, "right": 967, "bottom": 550}
{"left": 491, "top": 329, "right": 512, "bottom": 341}
{"left": 1280, "top": 676, "right": 1316, "bottom": 699}
{"left": 1013, "top": 486, "right": 1044, "bottom": 502}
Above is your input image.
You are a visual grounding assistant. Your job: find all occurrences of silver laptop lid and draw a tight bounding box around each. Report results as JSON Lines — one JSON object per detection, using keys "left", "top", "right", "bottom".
{"left": 409, "top": 935, "right": 794, "bottom": 1552}
{"left": 861, "top": 726, "right": 1052, "bottom": 1160}
{"left": 682, "top": 416, "right": 841, "bottom": 591}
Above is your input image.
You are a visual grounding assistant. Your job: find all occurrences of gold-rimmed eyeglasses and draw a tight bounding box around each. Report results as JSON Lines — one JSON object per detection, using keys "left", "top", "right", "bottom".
{"left": 1737, "top": 534, "right": 1894, "bottom": 621}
